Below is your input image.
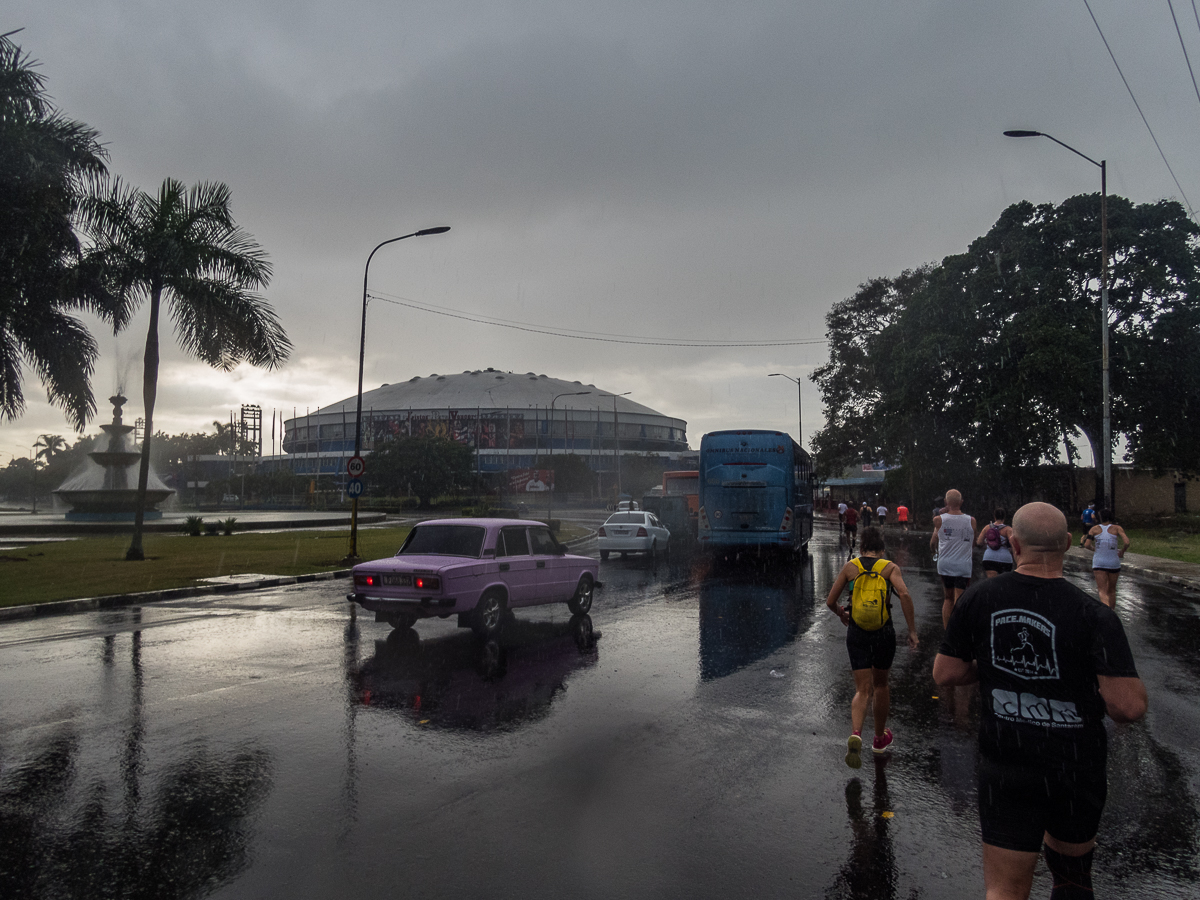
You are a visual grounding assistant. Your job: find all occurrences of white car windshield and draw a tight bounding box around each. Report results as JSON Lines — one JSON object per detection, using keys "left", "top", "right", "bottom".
{"left": 397, "top": 525, "right": 486, "bottom": 557}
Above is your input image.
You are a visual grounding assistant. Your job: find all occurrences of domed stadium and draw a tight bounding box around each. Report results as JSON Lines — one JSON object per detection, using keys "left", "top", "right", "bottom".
{"left": 280, "top": 369, "right": 690, "bottom": 482}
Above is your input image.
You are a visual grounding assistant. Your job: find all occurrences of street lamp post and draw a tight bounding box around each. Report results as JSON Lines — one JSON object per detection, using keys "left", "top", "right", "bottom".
{"left": 599, "top": 392, "right": 631, "bottom": 499}
{"left": 547, "top": 390, "right": 590, "bottom": 525}
{"left": 1004, "top": 130, "right": 1110, "bottom": 509}
{"left": 344, "top": 226, "right": 450, "bottom": 563}
{"left": 768, "top": 373, "right": 804, "bottom": 447}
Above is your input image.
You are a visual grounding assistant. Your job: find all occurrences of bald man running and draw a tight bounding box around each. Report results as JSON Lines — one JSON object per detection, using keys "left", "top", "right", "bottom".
{"left": 934, "top": 502, "right": 1146, "bottom": 900}
{"left": 931, "top": 489, "right": 976, "bottom": 627}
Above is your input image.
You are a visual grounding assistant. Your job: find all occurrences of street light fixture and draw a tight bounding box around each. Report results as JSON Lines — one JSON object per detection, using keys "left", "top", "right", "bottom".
{"left": 344, "top": 226, "right": 451, "bottom": 563}
{"left": 768, "top": 373, "right": 804, "bottom": 447}
{"left": 1004, "top": 129, "right": 1111, "bottom": 509}
{"left": 598, "top": 392, "right": 631, "bottom": 499}
{"left": 547, "top": 390, "right": 590, "bottom": 525}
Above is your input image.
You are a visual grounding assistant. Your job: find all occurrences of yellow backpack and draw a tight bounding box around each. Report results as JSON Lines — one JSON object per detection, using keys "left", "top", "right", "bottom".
{"left": 850, "top": 556, "right": 892, "bottom": 630}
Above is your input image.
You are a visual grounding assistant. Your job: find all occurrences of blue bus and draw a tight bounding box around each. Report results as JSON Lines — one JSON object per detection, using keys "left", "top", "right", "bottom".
{"left": 697, "top": 430, "right": 814, "bottom": 554}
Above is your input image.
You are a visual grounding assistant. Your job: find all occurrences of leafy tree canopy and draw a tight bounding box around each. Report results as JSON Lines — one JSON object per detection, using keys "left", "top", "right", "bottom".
{"left": 812, "top": 194, "right": 1200, "bottom": 497}
{"left": 0, "top": 31, "right": 112, "bottom": 429}
{"left": 369, "top": 436, "right": 474, "bottom": 509}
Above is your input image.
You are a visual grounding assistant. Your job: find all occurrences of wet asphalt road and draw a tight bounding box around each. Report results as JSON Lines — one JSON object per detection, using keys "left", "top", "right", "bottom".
{"left": 1, "top": 522, "right": 1198, "bottom": 899}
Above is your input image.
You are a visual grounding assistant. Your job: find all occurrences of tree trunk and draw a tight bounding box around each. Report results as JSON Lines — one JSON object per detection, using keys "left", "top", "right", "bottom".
{"left": 127, "top": 286, "right": 161, "bottom": 561}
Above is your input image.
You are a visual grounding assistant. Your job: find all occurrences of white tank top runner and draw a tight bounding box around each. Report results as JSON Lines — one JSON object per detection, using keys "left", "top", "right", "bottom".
{"left": 1092, "top": 523, "right": 1121, "bottom": 569}
{"left": 937, "top": 512, "right": 974, "bottom": 577}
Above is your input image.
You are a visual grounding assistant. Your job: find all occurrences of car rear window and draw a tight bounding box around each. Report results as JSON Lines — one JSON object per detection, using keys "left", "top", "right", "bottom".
{"left": 606, "top": 513, "right": 643, "bottom": 524}
{"left": 398, "top": 525, "right": 486, "bottom": 558}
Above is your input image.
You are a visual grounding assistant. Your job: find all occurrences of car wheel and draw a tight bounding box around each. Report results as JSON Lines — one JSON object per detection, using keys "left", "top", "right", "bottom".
{"left": 600, "top": 549, "right": 609, "bottom": 561}
{"left": 620, "top": 552, "right": 628, "bottom": 560}
{"left": 568, "top": 574, "right": 594, "bottom": 615}
{"left": 648, "top": 541, "right": 657, "bottom": 562}
{"left": 473, "top": 590, "right": 506, "bottom": 637}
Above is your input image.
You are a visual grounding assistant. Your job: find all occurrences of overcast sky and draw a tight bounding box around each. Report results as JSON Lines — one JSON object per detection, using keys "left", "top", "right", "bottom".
{"left": 5, "top": 1, "right": 1199, "bottom": 465}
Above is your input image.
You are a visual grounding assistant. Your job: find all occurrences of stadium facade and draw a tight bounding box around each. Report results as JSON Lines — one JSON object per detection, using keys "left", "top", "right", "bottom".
{"left": 276, "top": 369, "right": 691, "bottom": 480}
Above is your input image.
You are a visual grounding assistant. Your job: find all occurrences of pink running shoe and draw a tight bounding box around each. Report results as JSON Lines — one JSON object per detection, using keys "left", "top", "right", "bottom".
{"left": 872, "top": 729, "right": 893, "bottom": 754}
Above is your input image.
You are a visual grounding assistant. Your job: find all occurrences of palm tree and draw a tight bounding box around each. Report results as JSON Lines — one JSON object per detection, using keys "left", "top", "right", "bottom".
{"left": 34, "top": 433, "right": 66, "bottom": 463}
{"left": 79, "top": 177, "right": 291, "bottom": 560}
{"left": 0, "top": 30, "right": 112, "bottom": 430}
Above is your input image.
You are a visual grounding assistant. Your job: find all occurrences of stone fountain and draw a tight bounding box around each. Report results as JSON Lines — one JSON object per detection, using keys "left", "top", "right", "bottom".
{"left": 54, "top": 394, "right": 174, "bottom": 520}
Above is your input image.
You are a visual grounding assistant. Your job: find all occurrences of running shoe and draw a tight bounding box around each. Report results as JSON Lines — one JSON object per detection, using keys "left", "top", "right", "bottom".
{"left": 872, "top": 729, "right": 893, "bottom": 754}
{"left": 847, "top": 731, "right": 862, "bottom": 752}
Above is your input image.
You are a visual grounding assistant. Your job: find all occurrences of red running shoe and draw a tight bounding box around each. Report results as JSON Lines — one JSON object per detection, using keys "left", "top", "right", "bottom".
{"left": 872, "top": 729, "right": 893, "bottom": 754}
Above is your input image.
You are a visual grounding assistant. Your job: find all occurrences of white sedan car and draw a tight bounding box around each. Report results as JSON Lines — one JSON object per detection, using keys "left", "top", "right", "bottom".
{"left": 598, "top": 511, "right": 671, "bottom": 560}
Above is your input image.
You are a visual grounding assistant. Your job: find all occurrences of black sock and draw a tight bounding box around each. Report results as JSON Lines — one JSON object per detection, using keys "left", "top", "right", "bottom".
{"left": 1044, "top": 845, "right": 1094, "bottom": 898}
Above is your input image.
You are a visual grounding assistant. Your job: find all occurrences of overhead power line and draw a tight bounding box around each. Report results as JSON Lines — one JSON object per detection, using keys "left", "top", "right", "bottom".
{"left": 366, "top": 291, "right": 828, "bottom": 348}
{"left": 1082, "top": 0, "right": 1197, "bottom": 217}
{"left": 1167, "top": 0, "right": 1200, "bottom": 109}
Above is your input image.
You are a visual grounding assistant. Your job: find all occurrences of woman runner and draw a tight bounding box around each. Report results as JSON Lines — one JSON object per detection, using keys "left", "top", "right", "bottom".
{"left": 1084, "top": 509, "right": 1130, "bottom": 608}
{"left": 824, "top": 527, "right": 918, "bottom": 761}
{"left": 975, "top": 508, "right": 1014, "bottom": 578}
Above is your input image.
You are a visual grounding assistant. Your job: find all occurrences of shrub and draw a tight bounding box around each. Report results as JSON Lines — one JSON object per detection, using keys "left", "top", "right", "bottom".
{"left": 204, "top": 522, "right": 220, "bottom": 536}
{"left": 222, "top": 517, "right": 237, "bottom": 535}
{"left": 183, "top": 515, "right": 204, "bottom": 537}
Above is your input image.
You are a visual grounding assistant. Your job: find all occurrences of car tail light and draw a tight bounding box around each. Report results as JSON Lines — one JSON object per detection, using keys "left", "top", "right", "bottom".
{"left": 598, "top": 526, "right": 606, "bottom": 537}
{"left": 413, "top": 576, "right": 440, "bottom": 591}
{"left": 780, "top": 507, "right": 793, "bottom": 532}
{"left": 354, "top": 574, "right": 377, "bottom": 587}
{"left": 636, "top": 526, "right": 648, "bottom": 537}
{"left": 698, "top": 506, "right": 710, "bottom": 533}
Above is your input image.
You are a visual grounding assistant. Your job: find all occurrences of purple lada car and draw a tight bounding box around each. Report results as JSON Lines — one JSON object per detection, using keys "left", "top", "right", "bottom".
{"left": 348, "top": 518, "right": 599, "bottom": 636}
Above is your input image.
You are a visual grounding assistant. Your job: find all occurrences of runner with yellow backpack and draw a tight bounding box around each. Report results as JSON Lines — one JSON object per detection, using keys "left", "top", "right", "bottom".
{"left": 824, "top": 526, "right": 919, "bottom": 762}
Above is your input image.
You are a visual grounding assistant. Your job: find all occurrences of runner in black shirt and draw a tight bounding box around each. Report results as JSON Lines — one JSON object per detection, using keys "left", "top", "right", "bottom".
{"left": 933, "top": 502, "right": 1146, "bottom": 900}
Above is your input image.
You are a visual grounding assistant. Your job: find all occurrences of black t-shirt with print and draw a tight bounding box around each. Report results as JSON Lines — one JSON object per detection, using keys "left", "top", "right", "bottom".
{"left": 939, "top": 572, "right": 1139, "bottom": 768}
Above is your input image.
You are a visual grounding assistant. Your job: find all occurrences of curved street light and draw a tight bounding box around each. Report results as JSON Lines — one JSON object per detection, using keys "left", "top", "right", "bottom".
{"left": 547, "top": 390, "right": 590, "bottom": 526}
{"left": 1004, "top": 129, "right": 1110, "bottom": 509}
{"left": 345, "top": 226, "right": 451, "bottom": 563}
{"left": 768, "top": 373, "right": 804, "bottom": 447}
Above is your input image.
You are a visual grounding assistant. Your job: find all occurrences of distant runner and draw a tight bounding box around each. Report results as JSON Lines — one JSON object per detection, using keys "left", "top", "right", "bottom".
{"left": 838, "top": 501, "right": 848, "bottom": 534}
{"left": 876, "top": 504, "right": 888, "bottom": 526}
{"left": 860, "top": 502, "right": 874, "bottom": 527}
{"left": 825, "top": 526, "right": 918, "bottom": 763}
{"left": 1084, "top": 509, "right": 1130, "bottom": 608}
{"left": 896, "top": 503, "right": 909, "bottom": 532}
{"left": 844, "top": 504, "right": 859, "bottom": 550}
{"left": 931, "top": 489, "right": 976, "bottom": 627}
{"left": 976, "top": 508, "right": 1014, "bottom": 578}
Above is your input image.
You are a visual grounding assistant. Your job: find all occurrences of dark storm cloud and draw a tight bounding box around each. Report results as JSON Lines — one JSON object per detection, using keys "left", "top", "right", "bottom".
{"left": 5, "top": 1, "right": 1199, "bottom": 456}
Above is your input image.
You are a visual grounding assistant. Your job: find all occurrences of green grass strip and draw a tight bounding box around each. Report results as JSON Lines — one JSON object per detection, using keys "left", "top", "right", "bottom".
{"left": 0, "top": 521, "right": 593, "bottom": 608}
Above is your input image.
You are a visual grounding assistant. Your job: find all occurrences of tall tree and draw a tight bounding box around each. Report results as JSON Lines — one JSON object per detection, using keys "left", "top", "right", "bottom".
{"left": 79, "top": 178, "right": 291, "bottom": 560}
{"left": 370, "top": 436, "right": 474, "bottom": 509}
{"left": 0, "top": 31, "right": 111, "bottom": 429}
{"left": 813, "top": 194, "right": 1200, "bottom": 504}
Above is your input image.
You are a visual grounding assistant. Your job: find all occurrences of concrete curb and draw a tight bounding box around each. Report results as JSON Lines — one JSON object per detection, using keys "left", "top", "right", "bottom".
{"left": 0, "top": 528, "right": 600, "bottom": 624}
{"left": 0, "top": 570, "right": 354, "bottom": 623}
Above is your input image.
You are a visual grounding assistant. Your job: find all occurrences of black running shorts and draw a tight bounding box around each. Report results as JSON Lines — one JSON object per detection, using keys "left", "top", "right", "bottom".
{"left": 982, "top": 560, "right": 1013, "bottom": 574}
{"left": 845, "top": 524, "right": 858, "bottom": 536}
{"left": 941, "top": 574, "right": 970, "bottom": 590}
{"left": 846, "top": 620, "right": 896, "bottom": 671}
{"left": 977, "top": 755, "right": 1107, "bottom": 852}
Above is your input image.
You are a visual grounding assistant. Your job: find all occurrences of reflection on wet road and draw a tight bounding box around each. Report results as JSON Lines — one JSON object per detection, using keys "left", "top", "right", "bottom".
{"left": 0, "top": 523, "right": 1197, "bottom": 898}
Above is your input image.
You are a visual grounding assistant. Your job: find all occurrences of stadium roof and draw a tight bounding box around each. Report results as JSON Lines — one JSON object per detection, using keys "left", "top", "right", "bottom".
{"left": 315, "top": 369, "right": 675, "bottom": 420}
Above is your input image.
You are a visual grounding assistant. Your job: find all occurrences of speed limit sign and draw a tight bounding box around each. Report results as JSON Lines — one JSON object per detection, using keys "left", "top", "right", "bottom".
{"left": 347, "top": 455, "right": 365, "bottom": 478}
{"left": 346, "top": 478, "right": 365, "bottom": 498}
